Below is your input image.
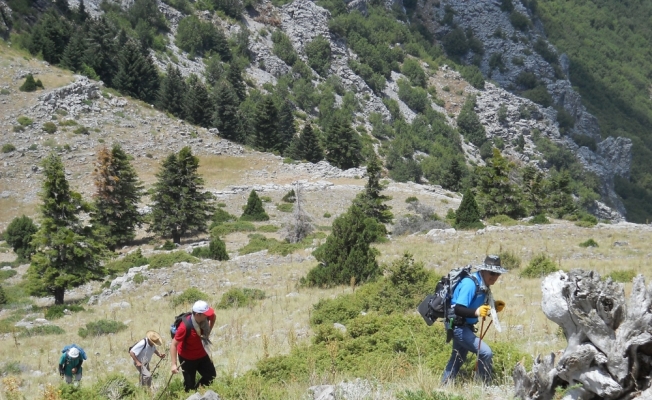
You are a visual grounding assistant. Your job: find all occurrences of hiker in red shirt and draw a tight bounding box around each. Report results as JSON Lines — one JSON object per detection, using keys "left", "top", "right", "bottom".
{"left": 170, "top": 300, "right": 217, "bottom": 392}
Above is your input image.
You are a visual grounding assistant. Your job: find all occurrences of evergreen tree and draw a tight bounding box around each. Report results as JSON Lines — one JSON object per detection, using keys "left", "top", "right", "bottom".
{"left": 113, "top": 40, "right": 160, "bottom": 103}
{"left": 4, "top": 215, "right": 38, "bottom": 261}
{"left": 441, "top": 157, "right": 467, "bottom": 192}
{"left": 0, "top": 284, "right": 6, "bottom": 305}
{"left": 76, "top": 0, "right": 89, "bottom": 23}
{"left": 457, "top": 96, "right": 487, "bottom": 147}
{"left": 60, "top": 28, "right": 86, "bottom": 72}
{"left": 84, "top": 17, "right": 119, "bottom": 86}
{"left": 90, "top": 145, "right": 145, "bottom": 250}
{"left": 277, "top": 100, "right": 295, "bottom": 155}
{"left": 475, "top": 148, "right": 526, "bottom": 218}
{"left": 297, "top": 124, "right": 324, "bottom": 163}
{"left": 253, "top": 96, "right": 280, "bottom": 152}
{"left": 157, "top": 64, "right": 187, "bottom": 118}
{"left": 227, "top": 63, "right": 246, "bottom": 102}
{"left": 208, "top": 236, "right": 229, "bottom": 260}
{"left": 455, "top": 188, "right": 483, "bottom": 229}
{"left": 545, "top": 170, "right": 576, "bottom": 218}
{"left": 240, "top": 190, "right": 269, "bottom": 221}
{"left": 304, "top": 204, "right": 380, "bottom": 287}
{"left": 55, "top": 0, "right": 70, "bottom": 16}
{"left": 354, "top": 157, "right": 394, "bottom": 224}
{"left": 183, "top": 75, "right": 212, "bottom": 127}
{"left": 27, "top": 12, "right": 71, "bottom": 65}
{"left": 19, "top": 74, "right": 37, "bottom": 92}
{"left": 522, "top": 165, "right": 546, "bottom": 216}
{"left": 211, "top": 80, "right": 240, "bottom": 141}
{"left": 305, "top": 35, "right": 332, "bottom": 77}
{"left": 325, "top": 117, "right": 362, "bottom": 170}
{"left": 128, "top": 0, "right": 167, "bottom": 32}
{"left": 26, "top": 153, "right": 108, "bottom": 305}
{"left": 204, "top": 55, "right": 224, "bottom": 86}
{"left": 149, "top": 147, "right": 214, "bottom": 243}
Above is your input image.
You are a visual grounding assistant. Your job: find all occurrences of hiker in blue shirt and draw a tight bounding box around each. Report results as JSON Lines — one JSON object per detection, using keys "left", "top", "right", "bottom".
{"left": 442, "top": 255, "right": 507, "bottom": 384}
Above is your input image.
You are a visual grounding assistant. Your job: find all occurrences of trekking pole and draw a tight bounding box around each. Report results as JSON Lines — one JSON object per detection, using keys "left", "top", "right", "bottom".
{"left": 150, "top": 356, "right": 165, "bottom": 377}
{"left": 474, "top": 316, "right": 486, "bottom": 373}
{"left": 155, "top": 360, "right": 184, "bottom": 400}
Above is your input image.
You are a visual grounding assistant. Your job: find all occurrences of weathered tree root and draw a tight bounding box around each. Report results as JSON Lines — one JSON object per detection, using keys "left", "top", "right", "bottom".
{"left": 514, "top": 269, "right": 652, "bottom": 400}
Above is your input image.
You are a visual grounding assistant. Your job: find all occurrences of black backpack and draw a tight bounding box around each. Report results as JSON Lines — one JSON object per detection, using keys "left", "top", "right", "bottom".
{"left": 170, "top": 312, "right": 193, "bottom": 340}
{"left": 417, "top": 265, "right": 485, "bottom": 328}
{"left": 128, "top": 338, "right": 146, "bottom": 354}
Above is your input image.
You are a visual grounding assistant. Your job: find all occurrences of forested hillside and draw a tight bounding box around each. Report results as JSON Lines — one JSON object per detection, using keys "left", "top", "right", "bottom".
{"left": 536, "top": 0, "right": 652, "bottom": 223}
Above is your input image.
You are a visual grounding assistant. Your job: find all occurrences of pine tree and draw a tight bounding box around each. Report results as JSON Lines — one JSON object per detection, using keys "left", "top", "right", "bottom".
{"left": 19, "top": 74, "right": 37, "bottom": 92}
{"left": 90, "top": 145, "right": 145, "bottom": 250}
{"left": 455, "top": 188, "right": 483, "bottom": 230}
{"left": 304, "top": 204, "right": 380, "bottom": 287}
{"left": 253, "top": 96, "right": 280, "bottom": 152}
{"left": 27, "top": 12, "right": 71, "bottom": 65}
{"left": 60, "top": 28, "right": 86, "bottom": 72}
{"left": 84, "top": 17, "right": 119, "bottom": 86}
{"left": 113, "top": 40, "right": 160, "bottom": 103}
{"left": 227, "top": 63, "right": 246, "bottom": 102}
{"left": 240, "top": 190, "right": 269, "bottom": 221}
{"left": 211, "top": 80, "right": 240, "bottom": 141}
{"left": 293, "top": 124, "right": 324, "bottom": 163}
{"left": 325, "top": 117, "right": 362, "bottom": 170}
{"left": 204, "top": 55, "right": 224, "bottom": 86}
{"left": 149, "top": 147, "right": 215, "bottom": 244}
{"left": 441, "top": 157, "right": 466, "bottom": 192}
{"left": 157, "top": 64, "right": 187, "bottom": 118}
{"left": 26, "top": 153, "right": 108, "bottom": 305}
{"left": 183, "top": 75, "right": 212, "bottom": 127}
{"left": 475, "top": 148, "right": 525, "bottom": 218}
{"left": 457, "top": 95, "right": 487, "bottom": 147}
{"left": 208, "top": 236, "right": 229, "bottom": 261}
{"left": 76, "top": 0, "right": 89, "bottom": 23}
{"left": 354, "top": 157, "right": 394, "bottom": 224}
{"left": 277, "top": 100, "right": 295, "bottom": 154}
{"left": 4, "top": 215, "right": 38, "bottom": 261}
{"left": 522, "top": 165, "right": 546, "bottom": 216}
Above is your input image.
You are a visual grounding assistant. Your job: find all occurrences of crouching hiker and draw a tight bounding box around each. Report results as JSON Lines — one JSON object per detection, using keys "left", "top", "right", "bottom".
{"left": 442, "top": 255, "right": 507, "bottom": 384}
{"left": 170, "top": 300, "right": 217, "bottom": 392}
{"left": 59, "top": 345, "right": 86, "bottom": 385}
{"left": 129, "top": 331, "right": 166, "bottom": 387}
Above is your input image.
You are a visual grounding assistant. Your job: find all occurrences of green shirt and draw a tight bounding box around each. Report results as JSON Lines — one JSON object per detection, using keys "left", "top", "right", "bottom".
{"left": 58, "top": 354, "right": 83, "bottom": 376}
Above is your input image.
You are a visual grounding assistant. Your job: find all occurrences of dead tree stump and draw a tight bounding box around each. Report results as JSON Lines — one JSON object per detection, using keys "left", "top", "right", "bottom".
{"left": 513, "top": 269, "right": 652, "bottom": 400}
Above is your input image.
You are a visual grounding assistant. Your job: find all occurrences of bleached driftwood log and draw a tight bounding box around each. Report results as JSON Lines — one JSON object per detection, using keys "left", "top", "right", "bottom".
{"left": 514, "top": 269, "right": 652, "bottom": 400}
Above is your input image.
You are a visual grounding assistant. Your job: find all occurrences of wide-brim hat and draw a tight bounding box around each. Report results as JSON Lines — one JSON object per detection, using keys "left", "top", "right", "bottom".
{"left": 68, "top": 347, "right": 80, "bottom": 358}
{"left": 477, "top": 255, "right": 508, "bottom": 274}
{"left": 146, "top": 330, "right": 163, "bottom": 346}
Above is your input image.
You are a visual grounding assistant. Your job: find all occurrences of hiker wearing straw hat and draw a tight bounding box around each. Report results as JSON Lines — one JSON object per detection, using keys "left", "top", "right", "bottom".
{"left": 442, "top": 255, "right": 507, "bottom": 384}
{"left": 58, "top": 346, "right": 84, "bottom": 384}
{"left": 129, "top": 331, "right": 166, "bottom": 387}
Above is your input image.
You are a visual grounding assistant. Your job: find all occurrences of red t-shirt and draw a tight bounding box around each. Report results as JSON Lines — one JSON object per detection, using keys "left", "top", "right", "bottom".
{"left": 175, "top": 316, "right": 211, "bottom": 360}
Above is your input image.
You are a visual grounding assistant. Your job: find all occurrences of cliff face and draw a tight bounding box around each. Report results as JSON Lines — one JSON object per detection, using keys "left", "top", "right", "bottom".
{"left": 420, "top": 0, "right": 632, "bottom": 217}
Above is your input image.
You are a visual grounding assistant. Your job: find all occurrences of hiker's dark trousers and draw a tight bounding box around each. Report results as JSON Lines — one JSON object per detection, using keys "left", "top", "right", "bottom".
{"left": 442, "top": 325, "right": 493, "bottom": 383}
{"left": 178, "top": 355, "right": 216, "bottom": 392}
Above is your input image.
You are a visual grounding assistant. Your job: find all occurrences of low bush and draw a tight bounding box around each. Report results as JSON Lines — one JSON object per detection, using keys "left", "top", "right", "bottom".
{"left": 257, "top": 225, "right": 279, "bottom": 232}
{"left": 105, "top": 248, "right": 149, "bottom": 274}
{"left": 260, "top": 196, "right": 272, "bottom": 203}
{"left": 609, "top": 269, "right": 637, "bottom": 283}
{"left": 530, "top": 213, "right": 550, "bottom": 224}
{"left": 0, "top": 269, "right": 17, "bottom": 281}
{"left": 17, "top": 116, "right": 33, "bottom": 126}
{"left": 190, "top": 236, "right": 229, "bottom": 261}
{"left": 59, "top": 119, "right": 78, "bottom": 126}
{"left": 209, "top": 208, "right": 237, "bottom": 228}
{"left": 277, "top": 203, "right": 293, "bottom": 213}
{"left": 405, "top": 196, "right": 418, "bottom": 203}
{"left": 212, "top": 221, "right": 256, "bottom": 237}
{"left": 45, "top": 304, "right": 85, "bottom": 320}
{"left": 282, "top": 189, "right": 296, "bottom": 203}
{"left": 73, "top": 126, "right": 90, "bottom": 135}
{"left": 78, "top": 319, "right": 128, "bottom": 338}
{"left": 132, "top": 273, "right": 145, "bottom": 284}
{"left": 217, "top": 287, "right": 265, "bottom": 309}
{"left": 238, "top": 234, "right": 302, "bottom": 256}
{"left": 148, "top": 251, "right": 198, "bottom": 269}
{"left": 21, "top": 325, "right": 65, "bottom": 337}
{"left": 397, "top": 390, "right": 465, "bottom": 400}
{"left": 393, "top": 215, "right": 450, "bottom": 236}
{"left": 156, "top": 240, "right": 177, "bottom": 250}
{"left": 171, "top": 287, "right": 208, "bottom": 307}
{"left": 579, "top": 238, "right": 598, "bottom": 248}
{"left": 323, "top": 212, "right": 331, "bottom": 218}
{"left": 486, "top": 214, "right": 518, "bottom": 226}
{"left": 575, "top": 213, "right": 598, "bottom": 228}
{"left": 0, "top": 361, "right": 22, "bottom": 375}
{"left": 499, "top": 250, "right": 521, "bottom": 270}
{"left": 95, "top": 374, "right": 136, "bottom": 399}
{"left": 520, "top": 254, "right": 558, "bottom": 278}
{"left": 42, "top": 122, "right": 57, "bottom": 134}
{"left": 1, "top": 143, "right": 16, "bottom": 153}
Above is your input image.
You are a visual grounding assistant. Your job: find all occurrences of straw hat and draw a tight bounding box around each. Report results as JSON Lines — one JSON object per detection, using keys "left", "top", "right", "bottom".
{"left": 146, "top": 331, "right": 163, "bottom": 346}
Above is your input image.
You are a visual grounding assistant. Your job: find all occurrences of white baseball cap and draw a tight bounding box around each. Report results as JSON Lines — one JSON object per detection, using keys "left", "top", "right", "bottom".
{"left": 192, "top": 300, "right": 215, "bottom": 317}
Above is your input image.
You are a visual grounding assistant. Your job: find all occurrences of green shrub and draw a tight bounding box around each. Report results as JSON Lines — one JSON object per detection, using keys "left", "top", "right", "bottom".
{"left": 575, "top": 213, "right": 598, "bottom": 228}
{"left": 19, "top": 74, "right": 37, "bottom": 92}
{"left": 59, "top": 119, "right": 78, "bottom": 126}
{"left": 4, "top": 215, "right": 38, "bottom": 261}
{"left": 486, "top": 214, "right": 518, "bottom": 226}
{"left": 277, "top": 203, "right": 293, "bottom": 213}
{"left": 209, "top": 208, "right": 237, "bottom": 229}
{"left": 240, "top": 190, "right": 270, "bottom": 221}
{"left": 530, "top": 213, "right": 550, "bottom": 224}
{"left": 260, "top": 196, "right": 272, "bottom": 203}
{"left": 191, "top": 237, "right": 229, "bottom": 260}
{"left": 499, "top": 250, "right": 521, "bottom": 270}
{"left": 397, "top": 390, "right": 465, "bottom": 400}
{"left": 281, "top": 189, "right": 296, "bottom": 203}
{"left": 271, "top": 30, "right": 298, "bottom": 66}
{"left": 157, "top": 240, "right": 177, "bottom": 250}
{"left": 95, "top": 374, "right": 136, "bottom": 399}
{"left": 2, "top": 143, "right": 16, "bottom": 153}
{"left": 171, "top": 287, "right": 208, "bottom": 307}
{"left": 21, "top": 325, "right": 65, "bottom": 337}
{"left": 217, "top": 287, "right": 265, "bottom": 309}
{"left": 133, "top": 273, "right": 145, "bottom": 284}
{"left": 305, "top": 35, "right": 332, "bottom": 76}
{"left": 45, "top": 304, "right": 85, "bottom": 320}
{"left": 0, "top": 269, "right": 17, "bottom": 281}
{"left": 405, "top": 196, "right": 418, "bottom": 203}
{"left": 579, "top": 238, "right": 598, "bottom": 248}
{"left": 238, "top": 234, "right": 302, "bottom": 256}
{"left": 105, "top": 248, "right": 149, "bottom": 274}
{"left": 257, "top": 225, "right": 279, "bottom": 232}
{"left": 73, "top": 126, "right": 90, "bottom": 135}
{"left": 217, "top": 202, "right": 227, "bottom": 207}
{"left": 148, "top": 251, "right": 198, "bottom": 269}
{"left": 0, "top": 361, "right": 22, "bottom": 375}
{"left": 323, "top": 212, "right": 331, "bottom": 218}
{"left": 609, "top": 269, "right": 637, "bottom": 283}
{"left": 520, "top": 254, "right": 558, "bottom": 278}
{"left": 0, "top": 285, "right": 6, "bottom": 305}
{"left": 455, "top": 189, "right": 484, "bottom": 230}
{"left": 510, "top": 10, "right": 530, "bottom": 31}
{"left": 78, "top": 319, "right": 128, "bottom": 338}
{"left": 212, "top": 221, "right": 256, "bottom": 237}
{"left": 17, "top": 116, "right": 33, "bottom": 126}
{"left": 42, "top": 122, "right": 57, "bottom": 134}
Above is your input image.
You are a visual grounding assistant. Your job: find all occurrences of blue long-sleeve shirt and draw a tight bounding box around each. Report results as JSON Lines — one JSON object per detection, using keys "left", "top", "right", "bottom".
{"left": 451, "top": 271, "right": 487, "bottom": 324}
